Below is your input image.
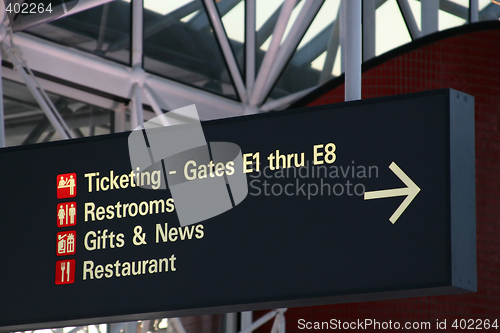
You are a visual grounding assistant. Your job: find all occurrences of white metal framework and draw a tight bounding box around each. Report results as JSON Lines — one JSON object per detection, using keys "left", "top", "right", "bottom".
{"left": 1, "top": 0, "right": 497, "bottom": 148}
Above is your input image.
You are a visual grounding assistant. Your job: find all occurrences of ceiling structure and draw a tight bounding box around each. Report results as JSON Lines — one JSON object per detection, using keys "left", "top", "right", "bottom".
{"left": 1, "top": 0, "right": 499, "bottom": 147}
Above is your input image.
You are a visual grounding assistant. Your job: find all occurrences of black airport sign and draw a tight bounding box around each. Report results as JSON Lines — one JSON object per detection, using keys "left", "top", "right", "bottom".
{"left": 0, "top": 89, "right": 476, "bottom": 332}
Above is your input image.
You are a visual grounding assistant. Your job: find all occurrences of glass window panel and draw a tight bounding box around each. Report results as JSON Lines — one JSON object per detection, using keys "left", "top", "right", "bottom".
{"left": 281, "top": 0, "right": 306, "bottom": 44}
{"left": 438, "top": 0, "right": 469, "bottom": 25}
{"left": 439, "top": 8, "right": 467, "bottom": 30}
{"left": 143, "top": 0, "right": 238, "bottom": 99}
{"left": 144, "top": 0, "right": 194, "bottom": 15}
{"left": 479, "top": 0, "right": 500, "bottom": 21}
{"left": 448, "top": 0, "right": 470, "bottom": 6}
{"left": 26, "top": 1, "right": 131, "bottom": 66}
{"left": 407, "top": 0, "right": 421, "bottom": 31}
{"left": 376, "top": 0, "right": 412, "bottom": 56}
{"left": 407, "top": 0, "right": 469, "bottom": 32}
{"left": 220, "top": 0, "right": 245, "bottom": 78}
{"left": 255, "top": 0, "right": 305, "bottom": 74}
{"left": 298, "top": 0, "right": 340, "bottom": 49}
{"left": 257, "top": 0, "right": 305, "bottom": 55}
{"left": 3, "top": 79, "right": 114, "bottom": 147}
{"left": 255, "top": 0, "right": 282, "bottom": 74}
{"left": 479, "top": 0, "right": 492, "bottom": 11}
{"left": 266, "top": 0, "right": 340, "bottom": 101}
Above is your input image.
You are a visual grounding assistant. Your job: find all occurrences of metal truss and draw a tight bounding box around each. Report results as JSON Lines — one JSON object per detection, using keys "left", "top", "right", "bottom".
{"left": 1, "top": 0, "right": 498, "bottom": 147}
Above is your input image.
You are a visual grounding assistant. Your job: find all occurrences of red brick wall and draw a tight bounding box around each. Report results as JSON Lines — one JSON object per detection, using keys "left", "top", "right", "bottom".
{"left": 257, "top": 28, "right": 500, "bottom": 332}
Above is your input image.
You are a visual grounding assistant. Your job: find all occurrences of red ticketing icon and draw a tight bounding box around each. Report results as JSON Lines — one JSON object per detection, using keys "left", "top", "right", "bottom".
{"left": 57, "top": 173, "right": 77, "bottom": 199}
{"left": 57, "top": 202, "right": 77, "bottom": 227}
{"left": 55, "top": 259, "right": 75, "bottom": 285}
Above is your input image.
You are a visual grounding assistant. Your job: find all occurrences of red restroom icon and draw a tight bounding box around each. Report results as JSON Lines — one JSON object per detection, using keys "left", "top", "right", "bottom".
{"left": 57, "top": 173, "right": 77, "bottom": 199}
{"left": 57, "top": 202, "right": 76, "bottom": 227}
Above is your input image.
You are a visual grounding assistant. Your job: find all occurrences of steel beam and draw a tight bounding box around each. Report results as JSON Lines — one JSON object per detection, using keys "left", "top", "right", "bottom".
{"left": 397, "top": 0, "right": 421, "bottom": 39}
{"left": 256, "top": 0, "right": 302, "bottom": 47}
{"left": 238, "top": 310, "right": 280, "bottom": 333}
{"left": 204, "top": 0, "right": 247, "bottom": 103}
{"left": 249, "top": 0, "right": 297, "bottom": 107}
{"left": 319, "top": 14, "right": 340, "bottom": 84}
{"left": 108, "top": 1, "right": 202, "bottom": 53}
{"left": 4, "top": 45, "right": 72, "bottom": 139}
{"left": 170, "top": 319, "right": 187, "bottom": 333}
{"left": 344, "top": 0, "right": 361, "bottom": 101}
{"left": 246, "top": 0, "right": 256, "bottom": 93}
{"left": 260, "top": 86, "right": 316, "bottom": 111}
{"left": 470, "top": 0, "right": 478, "bottom": 22}
{"left": 95, "top": 3, "right": 110, "bottom": 53}
{"left": 438, "top": 0, "right": 468, "bottom": 19}
{"left": 132, "top": 0, "right": 143, "bottom": 68}
{"left": 0, "top": 8, "right": 6, "bottom": 147}
{"left": 1, "top": 66, "right": 121, "bottom": 111}
{"left": 479, "top": 3, "right": 500, "bottom": 21}
{"left": 422, "top": 0, "right": 439, "bottom": 35}
{"left": 362, "top": 0, "right": 376, "bottom": 61}
{"left": 0, "top": 44, "right": 4, "bottom": 147}
{"left": 291, "top": 22, "right": 332, "bottom": 66}
{"left": 131, "top": 83, "right": 143, "bottom": 129}
{"left": 261, "top": 0, "right": 324, "bottom": 100}
{"left": 340, "top": 0, "right": 347, "bottom": 73}
{"left": 190, "top": 0, "right": 242, "bottom": 31}
{"left": 142, "top": 85, "right": 170, "bottom": 126}
{"left": 60, "top": 0, "right": 115, "bottom": 19}
{"left": 10, "top": 30, "right": 245, "bottom": 120}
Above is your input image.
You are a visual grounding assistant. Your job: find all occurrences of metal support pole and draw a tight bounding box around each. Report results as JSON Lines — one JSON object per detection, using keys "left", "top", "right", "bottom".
{"left": 260, "top": 86, "right": 316, "bottom": 112}
{"left": 278, "top": 310, "right": 286, "bottom": 333}
{"left": 0, "top": 3, "right": 5, "bottom": 147}
{"left": 470, "top": 0, "right": 479, "bottom": 22}
{"left": 241, "top": 312, "right": 253, "bottom": 333}
{"left": 140, "top": 320, "right": 150, "bottom": 333}
{"left": 238, "top": 309, "right": 282, "bottom": 333}
{"left": 340, "top": 0, "right": 346, "bottom": 73}
{"left": 439, "top": 0, "right": 468, "bottom": 20}
{"left": 344, "top": 0, "right": 362, "bottom": 101}
{"left": 142, "top": 85, "right": 170, "bottom": 126}
{"left": 170, "top": 318, "right": 187, "bottom": 333}
{"left": 422, "top": 0, "right": 439, "bottom": 35}
{"left": 246, "top": 0, "right": 256, "bottom": 94}
{"left": 203, "top": 0, "right": 247, "bottom": 103}
{"left": 131, "top": 83, "right": 143, "bottom": 129}
{"left": 224, "top": 313, "right": 237, "bottom": 333}
{"left": 25, "top": 65, "right": 73, "bottom": 136}
{"left": 95, "top": 3, "right": 110, "bottom": 53}
{"left": 261, "top": 0, "right": 323, "bottom": 98}
{"left": 131, "top": 0, "right": 144, "bottom": 128}
{"left": 319, "top": 15, "right": 340, "bottom": 84}
{"left": 0, "top": 31, "right": 5, "bottom": 147}
{"left": 249, "top": 0, "right": 296, "bottom": 107}
{"left": 114, "top": 103, "right": 127, "bottom": 133}
{"left": 132, "top": 0, "right": 143, "bottom": 68}
{"left": 270, "top": 314, "right": 280, "bottom": 333}
{"left": 362, "top": 0, "right": 376, "bottom": 61}
{"left": 397, "top": 0, "right": 421, "bottom": 39}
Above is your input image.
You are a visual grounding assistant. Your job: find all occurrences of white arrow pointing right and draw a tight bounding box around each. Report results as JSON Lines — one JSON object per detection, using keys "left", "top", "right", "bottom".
{"left": 364, "top": 162, "right": 421, "bottom": 224}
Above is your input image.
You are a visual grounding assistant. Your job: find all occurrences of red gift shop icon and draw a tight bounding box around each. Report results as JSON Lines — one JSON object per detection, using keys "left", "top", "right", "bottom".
{"left": 56, "top": 231, "right": 76, "bottom": 256}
